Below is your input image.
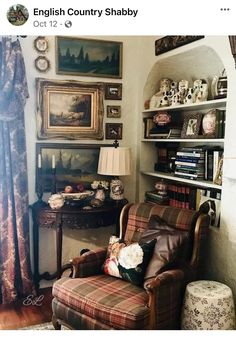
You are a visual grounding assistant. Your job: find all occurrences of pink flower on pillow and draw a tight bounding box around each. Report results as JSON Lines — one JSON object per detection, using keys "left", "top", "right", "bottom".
{"left": 104, "top": 257, "right": 121, "bottom": 278}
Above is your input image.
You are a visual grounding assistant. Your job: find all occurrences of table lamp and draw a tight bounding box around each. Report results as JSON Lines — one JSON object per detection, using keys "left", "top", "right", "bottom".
{"left": 98, "top": 142, "right": 131, "bottom": 200}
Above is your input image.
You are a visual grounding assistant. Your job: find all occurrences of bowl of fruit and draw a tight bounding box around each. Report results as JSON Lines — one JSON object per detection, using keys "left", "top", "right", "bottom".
{"left": 61, "top": 184, "right": 94, "bottom": 202}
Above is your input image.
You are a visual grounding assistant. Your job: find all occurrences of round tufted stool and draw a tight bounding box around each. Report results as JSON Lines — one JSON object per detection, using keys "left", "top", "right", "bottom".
{"left": 181, "top": 280, "right": 236, "bottom": 330}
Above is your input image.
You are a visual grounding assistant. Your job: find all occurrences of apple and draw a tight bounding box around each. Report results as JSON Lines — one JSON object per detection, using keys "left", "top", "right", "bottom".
{"left": 77, "top": 183, "right": 85, "bottom": 192}
{"left": 64, "top": 185, "right": 73, "bottom": 193}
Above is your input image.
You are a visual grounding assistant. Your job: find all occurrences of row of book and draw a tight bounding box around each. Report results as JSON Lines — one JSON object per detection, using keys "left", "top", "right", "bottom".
{"left": 145, "top": 185, "right": 221, "bottom": 211}
{"left": 144, "top": 190, "right": 169, "bottom": 205}
{"left": 174, "top": 146, "right": 223, "bottom": 181}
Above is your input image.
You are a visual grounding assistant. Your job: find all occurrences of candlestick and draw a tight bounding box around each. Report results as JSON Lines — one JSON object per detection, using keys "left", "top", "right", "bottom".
{"left": 52, "top": 154, "right": 55, "bottom": 169}
{"left": 36, "top": 166, "right": 43, "bottom": 202}
{"left": 38, "top": 154, "right": 42, "bottom": 168}
{"left": 51, "top": 167, "right": 57, "bottom": 194}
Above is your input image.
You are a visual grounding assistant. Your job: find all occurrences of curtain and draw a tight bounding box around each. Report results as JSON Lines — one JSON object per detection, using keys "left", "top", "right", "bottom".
{"left": 0, "top": 37, "right": 34, "bottom": 304}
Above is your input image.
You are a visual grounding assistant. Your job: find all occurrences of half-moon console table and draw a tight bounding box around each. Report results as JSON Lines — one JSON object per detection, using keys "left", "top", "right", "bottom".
{"left": 30, "top": 200, "right": 127, "bottom": 290}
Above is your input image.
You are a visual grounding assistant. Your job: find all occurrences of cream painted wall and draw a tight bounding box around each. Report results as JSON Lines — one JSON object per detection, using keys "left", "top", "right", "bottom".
{"left": 20, "top": 36, "right": 236, "bottom": 299}
{"left": 20, "top": 36, "right": 142, "bottom": 283}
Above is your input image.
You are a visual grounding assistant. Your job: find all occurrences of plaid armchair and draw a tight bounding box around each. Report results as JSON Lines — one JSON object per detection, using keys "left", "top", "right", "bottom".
{"left": 52, "top": 203, "right": 209, "bottom": 330}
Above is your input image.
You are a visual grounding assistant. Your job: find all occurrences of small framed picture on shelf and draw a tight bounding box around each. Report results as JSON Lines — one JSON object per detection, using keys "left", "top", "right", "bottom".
{"left": 181, "top": 113, "right": 202, "bottom": 138}
{"left": 105, "top": 83, "right": 122, "bottom": 100}
{"left": 107, "top": 105, "right": 121, "bottom": 118}
{"left": 105, "top": 123, "right": 123, "bottom": 139}
{"left": 202, "top": 109, "right": 216, "bottom": 137}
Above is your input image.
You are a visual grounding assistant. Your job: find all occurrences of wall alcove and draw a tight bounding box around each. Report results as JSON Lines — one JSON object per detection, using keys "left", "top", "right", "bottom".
{"left": 139, "top": 43, "right": 227, "bottom": 201}
{"left": 143, "top": 45, "right": 226, "bottom": 103}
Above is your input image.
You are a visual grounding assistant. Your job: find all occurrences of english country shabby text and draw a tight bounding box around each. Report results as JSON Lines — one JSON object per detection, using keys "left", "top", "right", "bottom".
{"left": 34, "top": 8, "right": 139, "bottom": 18}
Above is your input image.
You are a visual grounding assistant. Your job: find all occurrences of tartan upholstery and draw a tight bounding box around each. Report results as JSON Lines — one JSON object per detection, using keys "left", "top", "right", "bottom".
{"left": 150, "top": 269, "right": 186, "bottom": 330}
{"left": 52, "top": 298, "right": 113, "bottom": 330}
{"left": 124, "top": 203, "right": 199, "bottom": 243}
{"left": 74, "top": 248, "right": 107, "bottom": 278}
{"left": 52, "top": 202, "right": 210, "bottom": 330}
{"left": 53, "top": 275, "right": 150, "bottom": 330}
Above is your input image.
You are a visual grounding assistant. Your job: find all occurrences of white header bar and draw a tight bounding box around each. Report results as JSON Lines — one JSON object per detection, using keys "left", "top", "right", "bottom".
{"left": 0, "top": 0, "right": 236, "bottom": 35}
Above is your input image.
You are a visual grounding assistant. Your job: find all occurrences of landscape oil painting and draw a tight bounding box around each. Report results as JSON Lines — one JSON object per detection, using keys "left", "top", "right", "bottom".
{"left": 56, "top": 36, "right": 122, "bottom": 78}
{"left": 49, "top": 92, "right": 92, "bottom": 127}
{"left": 36, "top": 143, "right": 110, "bottom": 192}
{"left": 36, "top": 78, "right": 104, "bottom": 139}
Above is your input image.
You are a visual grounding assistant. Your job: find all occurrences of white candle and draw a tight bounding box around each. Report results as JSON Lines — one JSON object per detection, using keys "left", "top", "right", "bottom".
{"left": 52, "top": 155, "right": 55, "bottom": 169}
{"left": 38, "top": 154, "right": 42, "bottom": 168}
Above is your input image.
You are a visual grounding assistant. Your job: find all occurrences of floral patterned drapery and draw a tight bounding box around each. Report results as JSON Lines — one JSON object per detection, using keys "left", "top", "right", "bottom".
{"left": 0, "top": 37, "right": 34, "bottom": 304}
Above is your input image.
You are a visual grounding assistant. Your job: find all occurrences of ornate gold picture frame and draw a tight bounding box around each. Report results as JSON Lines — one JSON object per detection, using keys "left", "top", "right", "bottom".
{"left": 36, "top": 78, "right": 104, "bottom": 139}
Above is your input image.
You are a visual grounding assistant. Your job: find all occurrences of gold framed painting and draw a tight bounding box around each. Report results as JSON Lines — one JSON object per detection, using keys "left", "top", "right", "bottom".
{"left": 36, "top": 78, "right": 104, "bottom": 139}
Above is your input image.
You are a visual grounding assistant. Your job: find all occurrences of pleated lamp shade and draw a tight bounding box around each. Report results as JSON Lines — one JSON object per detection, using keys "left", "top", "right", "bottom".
{"left": 98, "top": 147, "right": 131, "bottom": 176}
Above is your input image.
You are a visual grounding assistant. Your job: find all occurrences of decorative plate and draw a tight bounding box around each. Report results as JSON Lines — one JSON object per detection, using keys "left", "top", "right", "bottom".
{"left": 34, "top": 56, "right": 50, "bottom": 73}
{"left": 34, "top": 36, "right": 49, "bottom": 53}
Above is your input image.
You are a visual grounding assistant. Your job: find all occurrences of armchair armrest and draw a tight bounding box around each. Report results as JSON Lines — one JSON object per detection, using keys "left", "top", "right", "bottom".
{"left": 144, "top": 269, "right": 188, "bottom": 330}
{"left": 70, "top": 247, "right": 107, "bottom": 278}
{"left": 144, "top": 269, "right": 185, "bottom": 292}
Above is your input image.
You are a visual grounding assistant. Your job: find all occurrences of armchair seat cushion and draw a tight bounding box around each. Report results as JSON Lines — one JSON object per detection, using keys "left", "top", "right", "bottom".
{"left": 53, "top": 275, "right": 150, "bottom": 330}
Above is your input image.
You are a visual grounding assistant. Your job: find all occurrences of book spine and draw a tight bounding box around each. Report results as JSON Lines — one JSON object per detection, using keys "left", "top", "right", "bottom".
{"left": 207, "top": 150, "right": 214, "bottom": 181}
{"left": 176, "top": 152, "right": 201, "bottom": 158}
{"left": 185, "top": 186, "right": 190, "bottom": 209}
{"left": 175, "top": 161, "right": 198, "bottom": 167}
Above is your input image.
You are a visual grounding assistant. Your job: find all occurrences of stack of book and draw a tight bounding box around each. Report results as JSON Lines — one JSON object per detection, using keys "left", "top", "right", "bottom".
{"left": 175, "top": 147, "right": 205, "bottom": 180}
{"left": 149, "top": 125, "right": 170, "bottom": 138}
{"left": 145, "top": 190, "right": 169, "bottom": 205}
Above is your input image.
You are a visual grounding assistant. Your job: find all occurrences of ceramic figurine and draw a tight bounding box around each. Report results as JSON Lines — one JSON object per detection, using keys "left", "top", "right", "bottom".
{"left": 184, "top": 88, "right": 195, "bottom": 104}
{"left": 48, "top": 194, "right": 65, "bottom": 210}
{"left": 178, "top": 79, "right": 189, "bottom": 103}
{"left": 168, "top": 81, "right": 178, "bottom": 104}
{"left": 171, "top": 93, "right": 181, "bottom": 106}
{"left": 196, "top": 83, "right": 208, "bottom": 102}
{"left": 160, "top": 91, "right": 169, "bottom": 107}
{"left": 95, "top": 189, "right": 106, "bottom": 201}
{"left": 149, "top": 78, "right": 172, "bottom": 109}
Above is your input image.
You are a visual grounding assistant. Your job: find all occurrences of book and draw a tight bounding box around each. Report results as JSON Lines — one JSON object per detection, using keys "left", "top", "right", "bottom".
{"left": 143, "top": 117, "right": 155, "bottom": 139}
{"left": 174, "top": 171, "right": 198, "bottom": 179}
{"left": 175, "top": 161, "right": 203, "bottom": 167}
{"left": 176, "top": 151, "right": 203, "bottom": 158}
{"left": 167, "top": 128, "right": 182, "bottom": 138}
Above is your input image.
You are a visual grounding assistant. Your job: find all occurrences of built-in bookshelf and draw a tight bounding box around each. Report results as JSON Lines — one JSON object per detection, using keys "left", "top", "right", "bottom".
{"left": 139, "top": 43, "right": 226, "bottom": 215}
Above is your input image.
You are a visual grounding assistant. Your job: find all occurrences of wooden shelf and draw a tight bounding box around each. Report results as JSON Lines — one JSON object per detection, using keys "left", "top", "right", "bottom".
{"left": 142, "top": 98, "right": 227, "bottom": 114}
{"left": 141, "top": 171, "right": 222, "bottom": 190}
{"left": 141, "top": 138, "right": 224, "bottom": 143}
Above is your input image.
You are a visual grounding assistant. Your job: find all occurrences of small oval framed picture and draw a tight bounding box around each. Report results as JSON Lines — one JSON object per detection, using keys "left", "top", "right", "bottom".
{"left": 107, "top": 105, "right": 121, "bottom": 118}
{"left": 34, "top": 36, "right": 49, "bottom": 53}
{"left": 35, "top": 56, "right": 50, "bottom": 73}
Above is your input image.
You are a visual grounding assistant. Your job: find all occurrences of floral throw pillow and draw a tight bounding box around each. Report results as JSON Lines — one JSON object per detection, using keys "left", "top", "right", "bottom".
{"left": 103, "top": 236, "right": 156, "bottom": 286}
